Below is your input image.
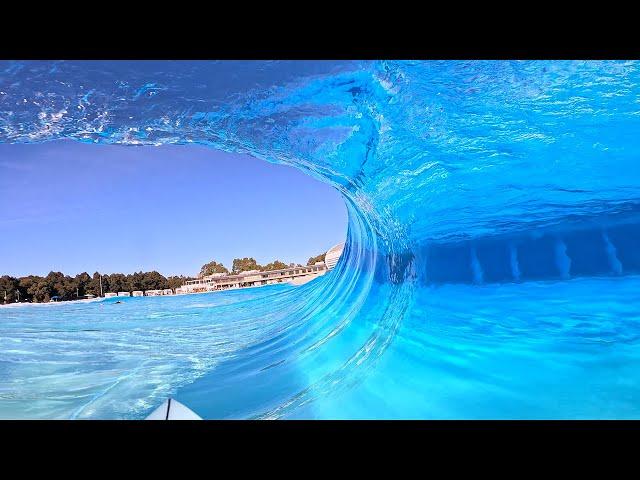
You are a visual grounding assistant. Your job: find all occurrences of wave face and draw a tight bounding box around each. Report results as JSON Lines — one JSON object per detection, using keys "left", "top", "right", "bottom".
{"left": 2, "top": 61, "right": 640, "bottom": 418}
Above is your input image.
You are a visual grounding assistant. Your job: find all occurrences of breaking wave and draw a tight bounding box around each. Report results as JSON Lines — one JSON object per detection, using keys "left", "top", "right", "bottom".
{"left": 2, "top": 61, "right": 640, "bottom": 418}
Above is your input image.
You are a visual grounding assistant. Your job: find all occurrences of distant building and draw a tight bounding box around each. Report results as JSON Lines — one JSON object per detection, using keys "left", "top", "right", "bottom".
{"left": 117, "top": 292, "right": 130, "bottom": 297}
{"left": 207, "top": 273, "right": 227, "bottom": 278}
{"left": 325, "top": 242, "right": 345, "bottom": 270}
{"left": 144, "top": 289, "right": 174, "bottom": 296}
{"left": 132, "top": 291, "right": 144, "bottom": 297}
{"left": 104, "top": 293, "right": 117, "bottom": 298}
{"left": 181, "top": 263, "right": 328, "bottom": 294}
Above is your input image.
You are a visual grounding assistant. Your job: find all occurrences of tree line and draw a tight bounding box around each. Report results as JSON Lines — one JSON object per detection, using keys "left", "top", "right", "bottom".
{"left": 201, "top": 258, "right": 296, "bottom": 277}
{"left": 0, "top": 271, "right": 194, "bottom": 304}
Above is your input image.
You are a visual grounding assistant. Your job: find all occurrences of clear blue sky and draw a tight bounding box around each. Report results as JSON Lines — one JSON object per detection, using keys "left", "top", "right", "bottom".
{"left": 0, "top": 141, "right": 347, "bottom": 277}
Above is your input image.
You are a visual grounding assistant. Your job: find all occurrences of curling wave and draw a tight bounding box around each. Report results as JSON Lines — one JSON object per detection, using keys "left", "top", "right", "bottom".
{"left": 2, "top": 61, "right": 640, "bottom": 419}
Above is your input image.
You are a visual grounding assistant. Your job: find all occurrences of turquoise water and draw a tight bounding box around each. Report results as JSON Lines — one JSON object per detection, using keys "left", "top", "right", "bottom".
{"left": 1, "top": 60, "right": 640, "bottom": 418}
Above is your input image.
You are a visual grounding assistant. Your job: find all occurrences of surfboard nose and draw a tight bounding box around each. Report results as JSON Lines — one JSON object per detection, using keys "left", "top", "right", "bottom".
{"left": 145, "top": 398, "right": 202, "bottom": 420}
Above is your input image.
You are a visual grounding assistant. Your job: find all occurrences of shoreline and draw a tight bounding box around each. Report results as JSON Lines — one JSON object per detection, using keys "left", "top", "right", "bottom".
{"left": 0, "top": 297, "right": 104, "bottom": 309}
{"left": 0, "top": 274, "right": 326, "bottom": 309}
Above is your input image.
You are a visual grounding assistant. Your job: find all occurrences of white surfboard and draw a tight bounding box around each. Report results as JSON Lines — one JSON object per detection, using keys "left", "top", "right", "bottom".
{"left": 145, "top": 398, "right": 202, "bottom": 420}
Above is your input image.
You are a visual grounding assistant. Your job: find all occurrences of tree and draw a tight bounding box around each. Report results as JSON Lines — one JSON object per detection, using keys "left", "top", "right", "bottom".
{"left": 261, "top": 260, "right": 288, "bottom": 271}
{"left": 199, "top": 261, "right": 229, "bottom": 277}
{"left": 139, "top": 271, "right": 168, "bottom": 291}
{"left": 99, "top": 274, "right": 111, "bottom": 296}
{"left": 87, "top": 272, "right": 103, "bottom": 297}
{"left": 18, "top": 276, "right": 37, "bottom": 302}
{"left": 75, "top": 272, "right": 92, "bottom": 298}
{"left": 167, "top": 275, "right": 194, "bottom": 290}
{"left": 128, "top": 271, "right": 144, "bottom": 292}
{"left": 0, "top": 275, "right": 19, "bottom": 303}
{"left": 232, "top": 257, "right": 261, "bottom": 275}
{"left": 307, "top": 252, "right": 326, "bottom": 265}
{"left": 107, "top": 273, "right": 128, "bottom": 293}
{"left": 26, "top": 273, "right": 53, "bottom": 302}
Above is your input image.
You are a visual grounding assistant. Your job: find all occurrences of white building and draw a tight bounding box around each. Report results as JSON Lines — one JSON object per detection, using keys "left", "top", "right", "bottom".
{"left": 146, "top": 290, "right": 163, "bottom": 296}
{"left": 104, "top": 293, "right": 117, "bottom": 299}
{"left": 163, "top": 289, "right": 173, "bottom": 296}
{"left": 182, "top": 263, "right": 328, "bottom": 293}
{"left": 325, "top": 242, "right": 345, "bottom": 270}
{"left": 132, "top": 291, "right": 144, "bottom": 297}
{"left": 117, "top": 292, "right": 130, "bottom": 297}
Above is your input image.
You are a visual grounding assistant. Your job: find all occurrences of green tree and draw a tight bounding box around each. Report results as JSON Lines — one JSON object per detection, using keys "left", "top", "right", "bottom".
{"left": 24, "top": 273, "right": 54, "bottom": 302}
{"left": 167, "top": 275, "right": 194, "bottom": 290}
{"left": 75, "top": 272, "right": 92, "bottom": 298}
{"left": 261, "top": 260, "right": 288, "bottom": 271}
{"left": 2, "top": 270, "right": 190, "bottom": 303}
{"left": 107, "top": 273, "right": 128, "bottom": 294}
{"left": 87, "top": 272, "right": 103, "bottom": 297}
{"left": 307, "top": 252, "right": 326, "bottom": 265}
{"left": 99, "top": 274, "right": 112, "bottom": 296}
{"left": 18, "top": 276, "right": 37, "bottom": 302}
{"left": 0, "top": 275, "right": 19, "bottom": 303}
{"left": 199, "top": 261, "right": 229, "bottom": 277}
{"left": 43, "top": 271, "right": 76, "bottom": 301}
{"left": 232, "top": 257, "right": 261, "bottom": 275}
{"left": 140, "top": 271, "right": 168, "bottom": 291}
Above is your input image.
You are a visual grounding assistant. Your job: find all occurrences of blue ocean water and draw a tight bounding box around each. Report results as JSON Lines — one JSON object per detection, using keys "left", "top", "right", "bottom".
{"left": 1, "top": 60, "right": 640, "bottom": 419}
